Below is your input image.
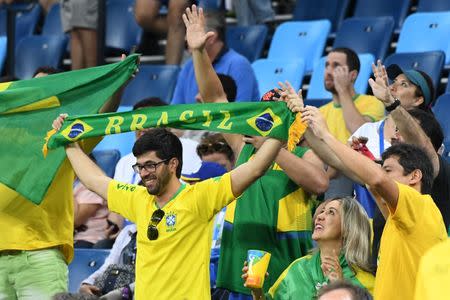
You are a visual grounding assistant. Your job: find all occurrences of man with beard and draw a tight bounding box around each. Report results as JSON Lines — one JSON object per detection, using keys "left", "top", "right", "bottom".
{"left": 319, "top": 48, "right": 385, "bottom": 198}
{"left": 51, "top": 115, "right": 284, "bottom": 299}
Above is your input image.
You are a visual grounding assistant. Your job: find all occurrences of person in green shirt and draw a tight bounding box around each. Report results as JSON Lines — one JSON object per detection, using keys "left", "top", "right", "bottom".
{"left": 242, "top": 197, "right": 375, "bottom": 299}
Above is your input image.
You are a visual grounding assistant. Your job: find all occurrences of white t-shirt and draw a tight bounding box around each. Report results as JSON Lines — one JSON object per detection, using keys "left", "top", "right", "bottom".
{"left": 113, "top": 138, "right": 202, "bottom": 184}
{"left": 349, "top": 119, "right": 391, "bottom": 160}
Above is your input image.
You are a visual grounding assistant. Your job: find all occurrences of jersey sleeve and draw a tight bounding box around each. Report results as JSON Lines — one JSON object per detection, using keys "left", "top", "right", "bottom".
{"left": 188, "top": 172, "right": 235, "bottom": 221}
{"left": 359, "top": 96, "right": 385, "bottom": 122}
{"left": 107, "top": 179, "right": 147, "bottom": 223}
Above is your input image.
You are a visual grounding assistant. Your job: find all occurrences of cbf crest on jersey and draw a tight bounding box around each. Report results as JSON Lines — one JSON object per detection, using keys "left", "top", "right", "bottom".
{"left": 246, "top": 108, "right": 283, "bottom": 136}
{"left": 166, "top": 212, "right": 177, "bottom": 232}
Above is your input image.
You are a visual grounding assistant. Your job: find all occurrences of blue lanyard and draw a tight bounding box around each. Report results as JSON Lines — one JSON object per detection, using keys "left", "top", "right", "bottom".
{"left": 379, "top": 120, "right": 385, "bottom": 155}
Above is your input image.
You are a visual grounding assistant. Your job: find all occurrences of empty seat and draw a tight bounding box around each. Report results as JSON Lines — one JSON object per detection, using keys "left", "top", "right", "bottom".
{"left": 91, "top": 150, "right": 121, "bottom": 178}
{"left": 42, "top": 3, "right": 65, "bottom": 36}
{"left": 106, "top": 0, "right": 142, "bottom": 53}
{"left": 432, "top": 93, "right": 450, "bottom": 160}
{"left": 121, "top": 64, "right": 180, "bottom": 106}
{"left": 417, "top": 0, "right": 450, "bottom": 12}
{"left": 353, "top": 0, "right": 410, "bottom": 30}
{"left": 0, "top": 36, "right": 6, "bottom": 74}
{"left": 293, "top": 0, "right": 350, "bottom": 32}
{"left": 333, "top": 17, "right": 394, "bottom": 60}
{"left": 14, "top": 35, "right": 68, "bottom": 79}
{"left": 306, "top": 53, "right": 375, "bottom": 106}
{"left": 383, "top": 51, "right": 445, "bottom": 94}
{"left": 252, "top": 58, "right": 305, "bottom": 96}
{"left": 268, "top": 20, "right": 331, "bottom": 73}
{"left": 0, "top": 3, "right": 41, "bottom": 44}
{"left": 396, "top": 12, "right": 450, "bottom": 65}
{"left": 68, "top": 249, "right": 110, "bottom": 293}
{"left": 226, "top": 24, "right": 268, "bottom": 63}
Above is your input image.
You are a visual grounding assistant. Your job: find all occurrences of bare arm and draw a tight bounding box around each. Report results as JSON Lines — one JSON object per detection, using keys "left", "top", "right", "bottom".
{"left": 230, "top": 138, "right": 282, "bottom": 197}
{"left": 183, "top": 4, "right": 244, "bottom": 155}
{"left": 74, "top": 203, "right": 101, "bottom": 227}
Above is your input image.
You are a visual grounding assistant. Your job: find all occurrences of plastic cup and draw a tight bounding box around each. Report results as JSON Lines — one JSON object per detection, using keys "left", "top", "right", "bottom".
{"left": 245, "top": 249, "right": 271, "bottom": 289}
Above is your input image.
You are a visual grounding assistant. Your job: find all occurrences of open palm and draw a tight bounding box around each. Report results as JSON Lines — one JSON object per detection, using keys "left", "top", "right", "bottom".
{"left": 183, "top": 5, "right": 214, "bottom": 50}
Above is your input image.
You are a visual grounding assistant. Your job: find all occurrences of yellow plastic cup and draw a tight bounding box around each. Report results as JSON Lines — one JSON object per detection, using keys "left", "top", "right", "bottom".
{"left": 245, "top": 249, "right": 271, "bottom": 289}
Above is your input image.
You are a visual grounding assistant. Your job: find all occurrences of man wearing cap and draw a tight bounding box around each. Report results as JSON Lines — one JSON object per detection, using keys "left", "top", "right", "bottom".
{"left": 183, "top": 5, "right": 329, "bottom": 299}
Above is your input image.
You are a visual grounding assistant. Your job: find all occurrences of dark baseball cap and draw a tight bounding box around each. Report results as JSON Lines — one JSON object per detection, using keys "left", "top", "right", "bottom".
{"left": 386, "top": 64, "right": 432, "bottom": 107}
{"left": 260, "top": 89, "right": 281, "bottom": 102}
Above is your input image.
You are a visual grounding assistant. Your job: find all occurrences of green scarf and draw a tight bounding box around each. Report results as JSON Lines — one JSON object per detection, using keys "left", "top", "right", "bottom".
{"left": 0, "top": 55, "right": 139, "bottom": 204}
{"left": 44, "top": 101, "right": 306, "bottom": 153}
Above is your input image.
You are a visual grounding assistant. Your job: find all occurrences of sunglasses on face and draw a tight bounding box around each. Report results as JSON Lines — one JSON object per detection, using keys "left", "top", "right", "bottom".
{"left": 147, "top": 209, "right": 165, "bottom": 241}
{"left": 197, "top": 142, "right": 230, "bottom": 156}
{"left": 132, "top": 158, "right": 170, "bottom": 174}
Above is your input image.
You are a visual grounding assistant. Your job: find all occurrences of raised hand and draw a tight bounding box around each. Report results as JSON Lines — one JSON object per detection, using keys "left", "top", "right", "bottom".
{"left": 368, "top": 60, "right": 395, "bottom": 105}
{"left": 333, "top": 65, "right": 353, "bottom": 94}
{"left": 52, "top": 113, "right": 68, "bottom": 131}
{"left": 301, "top": 106, "right": 330, "bottom": 140}
{"left": 182, "top": 4, "right": 215, "bottom": 51}
{"left": 277, "top": 81, "right": 304, "bottom": 113}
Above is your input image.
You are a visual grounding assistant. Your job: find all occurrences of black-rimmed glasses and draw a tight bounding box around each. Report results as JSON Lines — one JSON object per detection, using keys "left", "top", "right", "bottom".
{"left": 132, "top": 159, "right": 169, "bottom": 174}
{"left": 147, "top": 209, "right": 165, "bottom": 240}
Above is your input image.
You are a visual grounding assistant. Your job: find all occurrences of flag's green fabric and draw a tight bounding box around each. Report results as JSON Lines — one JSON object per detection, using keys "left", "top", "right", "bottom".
{"left": 44, "top": 102, "right": 306, "bottom": 152}
{"left": 0, "top": 54, "right": 139, "bottom": 205}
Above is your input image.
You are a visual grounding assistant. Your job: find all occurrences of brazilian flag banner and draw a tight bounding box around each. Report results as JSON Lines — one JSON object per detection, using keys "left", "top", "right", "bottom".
{"left": 0, "top": 54, "right": 139, "bottom": 205}
{"left": 44, "top": 102, "right": 306, "bottom": 154}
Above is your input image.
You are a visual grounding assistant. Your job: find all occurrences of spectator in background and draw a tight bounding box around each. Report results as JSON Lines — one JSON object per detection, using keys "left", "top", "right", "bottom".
{"left": 317, "top": 280, "right": 373, "bottom": 300}
{"left": 113, "top": 97, "right": 202, "bottom": 185}
{"left": 134, "top": 0, "right": 192, "bottom": 65}
{"left": 298, "top": 102, "right": 447, "bottom": 300}
{"left": 172, "top": 7, "right": 260, "bottom": 104}
{"left": 243, "top": 197, "right": 374, "bottom": 299}
{"left": 60, "top": 0, "right": 98, "bottom": 70}
{"left": 182, "top": 6, "right": 329, "bottom": 299}
{"left": 196, "top": 133, "right": 234, "bottom": 171}
{"left": 233, "top": 0, "right": 274, "bottom": 26}
{"left": 319, "top": 48, "right": 385, "bottom": 199}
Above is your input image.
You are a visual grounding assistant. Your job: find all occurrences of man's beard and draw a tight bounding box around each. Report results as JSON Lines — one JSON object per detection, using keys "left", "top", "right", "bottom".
{"left": 143, "top": 167, "right": 171, "bottom": 195}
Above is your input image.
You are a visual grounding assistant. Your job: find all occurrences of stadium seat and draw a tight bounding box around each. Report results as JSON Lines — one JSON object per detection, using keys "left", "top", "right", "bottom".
{"left": 226, "top": 25, "right": 268, "bottom": 63}
{"left": 0, "top": 36, "right": 6, "bottom": 74}
{"left": 268, "top": 20, "right": 331, "bottom": 73}
{"left": 94, "top": 106, "right": 136, "bottom": 157}
{"left": 432, "top": 93, "right": 450, "bottom": 161}
{"left": 396, "top": 12, "right": 450, "bottom": 65}
{"left": 305, "top": 53, "right": 375, "bottom": 107}
{"left": 252, "top": 58, "right": 305, "bottom": 96}
{"left": 446, "top": 78, "right": 450, "bottom": 94}
{"left": 121, "top": 64, "right": 180, "bottom": 105}
{"left": 0, "top": 3, "right": 41, "bottom": 43}
{"left": 353, "top": 0, "right": 410, "bottom": 31}
{"left": 333, "top": 17, "right": 394, "bottom": 60}
{"left": 14, "top": 35, "right": 68, "bottom": 79}
{"left": 68, "top": 249, "right": 110, "bottom": 293}
{"left": 417, "top": 0, "right": 450, "bottom": 12}
{"left": 383, "top": 51, "right": 445, "bottom": 95}
{"left": 91, "top": 150, "right": 121, "bottom": 178}
{"left": 292, "top": 0, "right": 350, "bottom": 32}
{"left": 106, "top": 0, "right": 142, "bottom": 53}
{"left": 42, "top": 3, "right": 64, "bottom": 36}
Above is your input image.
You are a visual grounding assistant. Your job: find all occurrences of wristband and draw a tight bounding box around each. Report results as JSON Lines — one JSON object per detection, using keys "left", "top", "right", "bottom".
{"left": 121, "top": 285, "right": 131, "bottom": 300}
{"left": 385, "top": 99, "right": 401, "bottom": 112}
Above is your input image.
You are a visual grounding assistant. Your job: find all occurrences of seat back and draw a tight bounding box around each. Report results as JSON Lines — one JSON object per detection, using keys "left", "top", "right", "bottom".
{"left": 226, "top": 25, "right": 268, "bottom": 63}
{"left": 68, "top": 249, "right": 110, "bottom": 293}
{"left": 42, "top": 3, "right": 64, "bottom": 36}
{"left": 417, "top": 0, "right": 450, "bottom": 12}
{"left": 252, "top": 58, "right": 305, "bottom": 96}
{"left": 268, "top": 20, "right": 331, "bottom": 73}
{"left": 106, "top": 0, "right": 142, "bottom": 53}
{"left": 293, "top": 0, "right": 350, "bottom": 32}
{"left": 0, "top": 4, "right": 42, "bottom": 43}
{"left": 383, "top": 51, "right": 445, "bottom": 93}
{"left": 306, "top": 53, "right": 375, "bottom": 105}
{"left": 353, "top": 0, "right": 410, "bottom": 30}
{"left": 396, "top": 12, "right": 450, "bottom": 65}
{"left": 91, "top": 150, "right": 121, "bottom": 178}
{"left": 121, "top": 64, "right": 180, "bottom": 106}
{"left": 333, "top": 16, "right": 394, "bottom": 60}
{"left": 432, "top": 93, "right": 450, "bottom": 159}
{"left": 0, "top": 36, "right": 6, "bottom": 74}
{"left": 14, "top": 35, "right": 68, "bottom": 79}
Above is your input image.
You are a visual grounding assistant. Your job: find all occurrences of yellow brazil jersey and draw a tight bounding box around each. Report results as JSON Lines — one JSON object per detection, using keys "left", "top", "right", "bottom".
{"left": 319, "top": 94, "right": 385, "bottom": 143}
{"left": 414, "top": 238, "right": 450, "bottom": 300}
{"left": 0, "top": 138, "right": 99, "bottom": 263}
{"left": 374, "top": 183, "right": 447, "bottom": 300}
{"left": 107, "top": 173, "right": 235, "bottom": 300}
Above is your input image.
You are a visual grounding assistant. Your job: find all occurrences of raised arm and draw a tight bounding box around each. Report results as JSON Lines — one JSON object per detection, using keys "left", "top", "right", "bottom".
{"left": 229, "top": 138, "right": 282, "bottom": 197}
{"left": 53, "top": 115, "right": 112, "bottom": 199}
{"left": 301, "top": 106, "right": 399, "bottom": 212}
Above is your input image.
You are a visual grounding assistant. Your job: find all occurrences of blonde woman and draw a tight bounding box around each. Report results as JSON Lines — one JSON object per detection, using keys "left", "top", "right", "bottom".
{"left": 243, "top": 197, "right": 374, "bottom": 299}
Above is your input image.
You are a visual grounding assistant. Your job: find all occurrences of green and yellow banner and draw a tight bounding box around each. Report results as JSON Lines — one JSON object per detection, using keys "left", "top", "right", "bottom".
{"left": 0, "top": 55, "right": 139, "bottom": 204}
{"left": 44, "top": 102, "right": 306, "bottom": 153}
